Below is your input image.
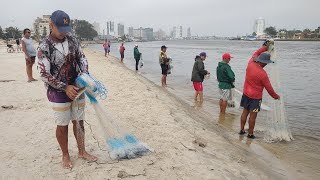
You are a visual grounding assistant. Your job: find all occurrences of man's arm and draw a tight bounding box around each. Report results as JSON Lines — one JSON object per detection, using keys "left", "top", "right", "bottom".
{"left": 197, "top": 61, "right": 208, "bottom": 75}
{"left": 77, "top": 45, "right": 89, "bottom": 73}
{"left": 226, "top": 67, "right": 235, "bottom": 83}
{"left": 249, "top": 46, "right": 268, "bottom": 63}
{"left": 261, "top": 75, "right": 280, "bottom": 99}
{"left": 37, "top": 50, "right": 67, "bottom": 91}
{"left": 21, "top": 40, "right": 29, "bottom": 59}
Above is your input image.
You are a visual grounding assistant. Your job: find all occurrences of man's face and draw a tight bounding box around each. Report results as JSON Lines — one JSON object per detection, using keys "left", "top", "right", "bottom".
{"left": 200, "top": 56, "right": 206, "bottom": 60}
{"left": 162, "top": 48, "right": 167, "bottom": 52}
{"left": 24, "top": 30, "right": 31, "bottom": 38}
{"left": 224, "top": 58, "right": 231, "bottom": 63}
{"left": 50, "top": 22, "right": 66, "bottom": 40}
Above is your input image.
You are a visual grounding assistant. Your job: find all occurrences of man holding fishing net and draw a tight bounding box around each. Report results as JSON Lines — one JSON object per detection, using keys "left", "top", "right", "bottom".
{"left": 239, "top": 41, "right": 280, "bottom": 139}
{"left": 38, "top": 10, "right": 97, "bottom": 169}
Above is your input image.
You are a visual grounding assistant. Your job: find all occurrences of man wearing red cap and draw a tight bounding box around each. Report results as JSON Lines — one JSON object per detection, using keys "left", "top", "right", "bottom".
{"left": 216, "top": 53, "right": 235, "bottom": 114}
{"left": 239, "top": 44, "right": 280, "bottom": 139}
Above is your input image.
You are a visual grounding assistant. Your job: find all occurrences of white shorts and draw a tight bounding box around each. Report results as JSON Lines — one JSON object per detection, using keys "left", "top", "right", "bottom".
{"left": 219, "top": 89, "right": 232, "bottom": 101}
{"left": 51, "top": 98, "right": 85, "bottom": 126}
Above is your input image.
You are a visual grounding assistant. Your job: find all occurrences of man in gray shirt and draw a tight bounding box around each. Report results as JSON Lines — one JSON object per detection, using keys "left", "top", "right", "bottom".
{"left": 21, "top": 28, "right": 37, "bottom": 82}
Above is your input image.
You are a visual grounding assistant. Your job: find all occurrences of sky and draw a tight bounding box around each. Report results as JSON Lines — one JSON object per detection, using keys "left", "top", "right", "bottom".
{"left": 0, "top": 0, "right": 319, "bottom": 37}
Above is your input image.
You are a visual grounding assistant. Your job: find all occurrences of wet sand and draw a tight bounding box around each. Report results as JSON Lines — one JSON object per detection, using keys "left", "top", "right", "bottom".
{"left": 0, "top": 44, "right": 298, "bottom": 179}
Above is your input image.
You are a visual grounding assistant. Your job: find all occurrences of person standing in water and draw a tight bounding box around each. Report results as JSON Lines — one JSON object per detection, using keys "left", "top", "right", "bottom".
{"left": 239, "top": 44, "right": 280, "bottom": 139}
{"left": 191, "top": 52, "right": 210, "bottom": 105}
{"left": 103, "top": 39, "right": 109, "bottom": 57}
{"left": 159, "top": 45, "right": 171, "bottom": 87}
{"left": 119, "top": 43, "right": 125, "bottom": 63}
{"left": 133, "top": 44, "right": 141, "bottom": 71}
{"left": 37, "top": 10, "right": 98, "bottom": 169}
{"left": 21, "top": 28, "right": 37, "bottom": 82}
{"left": 216, "top": 53, "right": 235, "bottom": 114}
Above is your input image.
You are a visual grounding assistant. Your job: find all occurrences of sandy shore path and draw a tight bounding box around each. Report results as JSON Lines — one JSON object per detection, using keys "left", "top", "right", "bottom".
{"left": 0, "top": 45, "right": 292, "bottom": 179}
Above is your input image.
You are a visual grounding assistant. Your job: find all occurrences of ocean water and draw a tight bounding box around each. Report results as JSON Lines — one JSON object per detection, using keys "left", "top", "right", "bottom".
{"left": 89, "top": 40, "right": 320, "bottom": 176}
{"left": 90, "top": 40, "right": 320, "bottom": 139}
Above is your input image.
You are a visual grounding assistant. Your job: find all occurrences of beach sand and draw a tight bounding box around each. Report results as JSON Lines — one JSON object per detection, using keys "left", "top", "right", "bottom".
{"left": 0, "top": 45, "right": 293, "bottom": 179}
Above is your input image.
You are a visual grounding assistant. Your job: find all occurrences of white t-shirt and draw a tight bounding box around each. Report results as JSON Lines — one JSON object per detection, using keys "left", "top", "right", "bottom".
{"left": 21, "top": 37, "right": 36, "bottom": 58}
{"left": 54, "top": 40, "right": 69, "bottom": 56}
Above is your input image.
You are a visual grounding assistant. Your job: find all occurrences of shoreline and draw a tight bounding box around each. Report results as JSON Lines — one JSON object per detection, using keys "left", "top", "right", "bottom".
{"left": 0, "top": 45, "right": 298, "bottom": 179}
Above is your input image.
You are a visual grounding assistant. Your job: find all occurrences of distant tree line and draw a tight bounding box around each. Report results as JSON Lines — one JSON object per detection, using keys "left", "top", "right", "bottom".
{"left": 262, "top": 26, "right": 320, "bottom": 39}
{"left": 0, "top": 19, "right": 98, "bottom": 41}
{"left": 0, "top": 26, "right": 22, "bottom": 40}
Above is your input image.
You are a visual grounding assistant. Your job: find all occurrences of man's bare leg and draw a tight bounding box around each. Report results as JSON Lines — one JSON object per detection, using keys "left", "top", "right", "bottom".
{"left": 56, "top": 125, "right": 72, "bottom": 169}
{"left": 194, "top": 91, "right": 199, "bottom": 102}
{"left": 248, "top": 112, "right": 258, "bottom": 135}
{"left": 220, "top": 99, "right": 228, "bottom": 114}
{"left": 161, "top": 75, "right": 167, "bottom": 87}
{"left": 240, "top": 108, "right": 250, "bottom": 131}
{"left": 199, "top": 92, "right": 204, "bottom": 106}
{"left": 72, "top": 120, "right": 98, "bottom": 162}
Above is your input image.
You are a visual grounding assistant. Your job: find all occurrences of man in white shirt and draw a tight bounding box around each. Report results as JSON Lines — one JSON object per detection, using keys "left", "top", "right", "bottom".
{"left": 21, "top": 28, "right": 37, "bottom": 82}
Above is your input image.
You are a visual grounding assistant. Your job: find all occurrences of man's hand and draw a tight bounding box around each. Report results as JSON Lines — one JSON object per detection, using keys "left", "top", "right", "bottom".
{"left": 275, "top": 95, "right": 280, "bottom": 100}
{"left": 66, "top": 85, "right": 79, "bottom": 100}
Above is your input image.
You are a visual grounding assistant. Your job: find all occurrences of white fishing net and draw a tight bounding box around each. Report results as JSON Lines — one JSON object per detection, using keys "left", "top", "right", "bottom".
{"left": 263, "top": 42, "right": 294, "bottom": 142}
{"left": 75, "top": 73, "right": 152, "bottom": 160}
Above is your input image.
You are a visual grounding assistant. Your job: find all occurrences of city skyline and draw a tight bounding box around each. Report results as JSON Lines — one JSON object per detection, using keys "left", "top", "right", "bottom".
{"left": 0, "top": 0, "right": 318, "bottom": 36}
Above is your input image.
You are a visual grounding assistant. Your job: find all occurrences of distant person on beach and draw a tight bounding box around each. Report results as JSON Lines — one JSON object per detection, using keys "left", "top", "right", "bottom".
{"left": 119, "top": 43, "right": 125, "bottom": 63}
{"left": 16, "top": 38, "right": 21, "bottom": 52}
{"left": 133, "top": 44, "right": 141, "bottom": 71}
{"left": 191, "top": 52, "right": 210, "bottom": 105}
{"left": 108, "top": 40, "right": 111, "bottom": 55}
{"left": 103, "top": 39, "right": 109, "bottom": 57}
{"left": 239, "top": 44, "right": 280, "bottom": 139}
{"left": 216, "top": 53, "right": 235, "bottom": 114}
{"left": 21, "top": 28, "right": 37, "bottom": 82}
{"left": 37, "top": 10, "right": 97, "bottom": 169}
{"left": 159, "top": 45, "right": 171, "bottom": 87}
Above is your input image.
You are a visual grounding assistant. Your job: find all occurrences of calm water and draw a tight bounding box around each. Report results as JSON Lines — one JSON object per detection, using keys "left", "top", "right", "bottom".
{"left": 90, "top": 40, "right": 320, "bottom": 139}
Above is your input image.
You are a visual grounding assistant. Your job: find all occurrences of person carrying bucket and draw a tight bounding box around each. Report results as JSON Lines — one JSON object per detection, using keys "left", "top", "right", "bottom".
{"left": 239, "top": 43, "right": 280, "bottom": 139}
{"left": 38, "top": 10, "right": 98, "bottom": 169}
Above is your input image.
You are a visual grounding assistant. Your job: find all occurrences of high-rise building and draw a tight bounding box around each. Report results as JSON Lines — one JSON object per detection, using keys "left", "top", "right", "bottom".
{"left": 254, "top": 17, "right": 265, "bottom": 37}
{"left": 117, "top": 23, "right": 125, "bottom": 36}
{"left": 155, "top": 29, "right": 167, "bottom": 40}
{"left": 187, "top": 27, "right": 191, "bottom": 39}
{"left": 33, "top": 15, "right": 50, "bottom": 38}
{"left": 128, "top": 27, "right": 134, "bottom": 37}
{"left": 131, "top": 27, "right": 154, "bottom": 41}
{"left": 92, "top": 22, "right": 100, "bottom": 35}
{"left": 179, "top": 26, "right": 183, "bottom": 38}
{"left": 106, "top": 21, "right": 115, "bottom": 35}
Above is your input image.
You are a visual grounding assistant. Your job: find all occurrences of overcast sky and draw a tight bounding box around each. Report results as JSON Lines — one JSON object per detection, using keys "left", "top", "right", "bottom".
{"left": 0, "top": 0, "right": 318, "bottom": 36}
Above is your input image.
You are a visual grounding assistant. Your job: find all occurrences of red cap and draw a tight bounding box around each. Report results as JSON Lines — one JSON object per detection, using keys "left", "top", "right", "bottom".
{"left": 222, "top": 53, "right": 234, "bottom": 59}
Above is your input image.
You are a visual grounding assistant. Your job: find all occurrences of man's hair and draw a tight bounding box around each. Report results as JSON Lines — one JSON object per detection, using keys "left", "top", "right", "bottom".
{"left": 23, "top": 28, "right": 30, "bottom": 35}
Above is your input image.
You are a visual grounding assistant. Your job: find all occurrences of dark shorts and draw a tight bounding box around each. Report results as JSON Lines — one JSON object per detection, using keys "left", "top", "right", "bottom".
{"left": 120, "top": 52, "right": 124, "bottom": 59}
{"left": 26, "top": 56, "right": 35, "bottom": 65}
{"left": 161, "top": 64, "right": 168, "bottom": 75}
{"left": 240, "top": 94, "right": 262, "bottom": 112}
{"left": 104, "top": 48, "right": 109, "bottom": 53}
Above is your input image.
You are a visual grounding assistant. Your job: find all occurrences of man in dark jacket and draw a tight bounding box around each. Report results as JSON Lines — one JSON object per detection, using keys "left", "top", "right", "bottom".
{"left": 191, "top": 52, "right": 210, "bottom": 105}
{"left": 133, "top": 44, "right": 141, "bottom": 71}
{"left": 216, "top": 53, "right": 235, "bottom": 114}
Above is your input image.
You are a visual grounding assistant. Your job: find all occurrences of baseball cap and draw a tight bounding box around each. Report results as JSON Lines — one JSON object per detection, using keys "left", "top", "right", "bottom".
{"left": 200, "top": 52, "right": 207, "bottom": 57}
{"left": 254, "top": 52, "right": 274, "bottom": 64}
{"left": 222, "top": 53, "right": 234, "bottom": 59}
{"left": 50, "top": 10, "right": 71, "bottom": 33}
